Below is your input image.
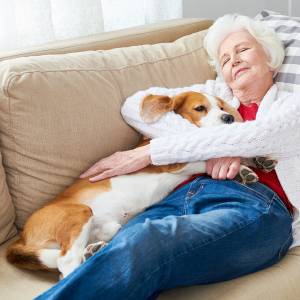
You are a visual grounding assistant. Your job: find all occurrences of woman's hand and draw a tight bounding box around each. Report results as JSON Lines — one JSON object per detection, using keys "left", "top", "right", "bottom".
{"left": 80, "top": 145, "right": 151, "bottom": 182}
{"left": 205, "top": 157, "right": 241, "bottom": 180}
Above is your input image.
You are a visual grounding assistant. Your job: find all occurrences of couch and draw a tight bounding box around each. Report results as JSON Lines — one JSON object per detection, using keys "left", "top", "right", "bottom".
{"left": 0, "top": 17, "right": 299, "bottom": 300}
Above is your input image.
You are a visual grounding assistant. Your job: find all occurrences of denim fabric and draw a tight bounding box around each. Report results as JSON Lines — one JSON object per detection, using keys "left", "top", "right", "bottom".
{"left": 36, "top": 176, "right": 293, "bottom": 300}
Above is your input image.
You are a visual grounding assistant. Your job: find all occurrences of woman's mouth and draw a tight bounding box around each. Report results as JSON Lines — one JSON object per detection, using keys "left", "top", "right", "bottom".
{"left": 234, "top": 68, "right": 249, "bottom": 79}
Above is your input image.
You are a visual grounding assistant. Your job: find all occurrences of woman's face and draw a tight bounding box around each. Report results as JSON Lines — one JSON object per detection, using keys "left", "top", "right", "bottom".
{"left": 218, "top": 30, "right": 273, "bottom": 91}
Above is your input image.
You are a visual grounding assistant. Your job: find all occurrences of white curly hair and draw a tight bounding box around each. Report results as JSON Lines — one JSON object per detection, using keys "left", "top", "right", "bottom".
{"left": 203, "top": 14, "right": 285, "bottom": 76}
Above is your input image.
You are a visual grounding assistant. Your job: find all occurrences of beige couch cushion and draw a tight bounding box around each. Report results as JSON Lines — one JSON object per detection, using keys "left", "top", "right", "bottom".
{"left": 160, "top": 246, "right": 300, "bottom": 300}
{"left": 0, "top": 29, "right": 215, "bottom": 228}
{"left": 0, "top": 150, "right": 16, "bottom": 244}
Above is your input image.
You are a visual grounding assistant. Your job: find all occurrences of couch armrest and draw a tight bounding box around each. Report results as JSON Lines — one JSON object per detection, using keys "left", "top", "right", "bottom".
{"left": 0, "top": 18, "right": 212, "bottom": 62}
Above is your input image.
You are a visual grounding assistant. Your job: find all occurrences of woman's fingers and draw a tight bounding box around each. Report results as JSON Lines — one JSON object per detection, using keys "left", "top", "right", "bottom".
{"left": 211, "top": 159, "right": 223, "bottom": 179}
{"left": 227, "top": 158, "right": 241, "bottom": 179}
{"left": 89, "top": 169, "right": 118, "bottom": 182}
{"left": 80, "top": 151, "right": 126, "bottom": 178}
{"left": 218, "top": 159, "right": 232, "bottom": 180}
{"left": 206, "top": 157, "right": 241, "bottom": 180}
{"left": 80, "top": 161, "right": 109, "bottom": 178}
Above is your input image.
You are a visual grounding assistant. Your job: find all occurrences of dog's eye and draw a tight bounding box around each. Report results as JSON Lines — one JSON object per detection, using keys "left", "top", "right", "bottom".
{"left": 194, "top": 105, "right": 206, "bottom": 112}
{"left": 220, "top": 107, "right": 224, "bottom": 111}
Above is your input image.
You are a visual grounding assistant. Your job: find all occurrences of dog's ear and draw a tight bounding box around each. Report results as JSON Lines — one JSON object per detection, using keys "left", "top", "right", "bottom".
{"left": 171, "top": 93, "right": 188, "bottom": 113}
{"left": 140, "top": 93, "right": 188, "bottom": 123}
{"left": 140, "top": 94, "right": 173, "bottom": 123}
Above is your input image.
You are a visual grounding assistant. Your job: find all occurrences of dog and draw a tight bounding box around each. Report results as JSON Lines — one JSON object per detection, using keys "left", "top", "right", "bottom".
{"left": 6, "top": 91, "right": 276, "bottom": 278}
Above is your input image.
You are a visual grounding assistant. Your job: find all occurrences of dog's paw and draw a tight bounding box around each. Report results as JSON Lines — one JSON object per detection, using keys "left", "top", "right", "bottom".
{"left": 82, "top": 241, "right": 107, "bottom": 262}
{"left": 253, "top": 156, "right": 278, "bottom": 172}
{"left": 235, "top": 165, "right": 259, "bottom": 184}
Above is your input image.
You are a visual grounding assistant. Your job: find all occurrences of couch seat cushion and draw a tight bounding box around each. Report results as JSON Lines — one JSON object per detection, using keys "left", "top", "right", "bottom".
{"left": 1, "top": 237, "right": 300, "bottom": 300}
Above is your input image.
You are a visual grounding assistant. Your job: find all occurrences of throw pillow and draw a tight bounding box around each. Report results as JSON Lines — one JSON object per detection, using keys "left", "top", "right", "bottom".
{"left": 255, "top": 10, "right": 300, "bottom": 93}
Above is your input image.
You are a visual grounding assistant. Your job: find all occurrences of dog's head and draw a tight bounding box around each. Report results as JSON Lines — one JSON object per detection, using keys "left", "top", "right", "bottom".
{"left": 140, "top": 91, "right": 242, "bottom": 127}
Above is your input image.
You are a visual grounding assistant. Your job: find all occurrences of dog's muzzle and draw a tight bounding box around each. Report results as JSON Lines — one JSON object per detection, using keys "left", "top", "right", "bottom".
{"left": 221, "top": 114, "right": 234, "bottom": 124}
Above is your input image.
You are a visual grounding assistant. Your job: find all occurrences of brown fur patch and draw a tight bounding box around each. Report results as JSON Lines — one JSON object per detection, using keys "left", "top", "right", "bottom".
{"left": 58, "top": 178, "right": 111, "bottom": 203}
{"left": 140, "top": 163, "right": 187, "bottom": 174}
{"left": 173, "top": 92, "right": 212, "bottom": 127}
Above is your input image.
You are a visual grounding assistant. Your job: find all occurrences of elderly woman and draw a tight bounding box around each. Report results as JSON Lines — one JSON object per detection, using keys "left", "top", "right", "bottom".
{"left": 37, "top": 14, "right": 300, "bottom": 300}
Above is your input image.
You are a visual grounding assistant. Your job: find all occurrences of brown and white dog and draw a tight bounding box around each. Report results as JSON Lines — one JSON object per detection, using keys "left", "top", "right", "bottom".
{"left": 6, "top": 91, "right": 274, "bottom": 278}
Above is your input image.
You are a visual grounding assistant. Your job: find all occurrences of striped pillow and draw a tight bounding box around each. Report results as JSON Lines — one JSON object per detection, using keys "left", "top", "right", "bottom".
{"left": 255, "top": 10, "right": 300, "bottom": 93}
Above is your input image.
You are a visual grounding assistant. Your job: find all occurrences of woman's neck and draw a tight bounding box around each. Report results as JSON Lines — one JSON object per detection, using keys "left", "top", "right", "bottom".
{"left": 232, "top": 78, "right": 273, "bottom": 106}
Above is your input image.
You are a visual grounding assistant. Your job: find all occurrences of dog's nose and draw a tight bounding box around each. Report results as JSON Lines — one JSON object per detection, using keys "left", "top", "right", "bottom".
{"left": 221, "top": 114, "right": 234, "bottom": 124}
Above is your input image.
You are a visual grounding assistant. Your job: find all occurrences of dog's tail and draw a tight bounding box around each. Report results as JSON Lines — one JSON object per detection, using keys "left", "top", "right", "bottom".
{"left": 6, "top": 238, "right": 59, "bottom": 271}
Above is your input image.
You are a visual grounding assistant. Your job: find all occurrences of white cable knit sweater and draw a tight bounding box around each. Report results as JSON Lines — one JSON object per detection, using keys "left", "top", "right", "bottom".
{"left": 121, "top": 80, "right": 300, "bottom": 248}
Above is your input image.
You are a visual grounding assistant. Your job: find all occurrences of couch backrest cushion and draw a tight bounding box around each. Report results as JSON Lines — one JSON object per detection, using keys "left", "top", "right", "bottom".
{"left": 0, "top": 29, "right": 215, "bottom": 228}
{"left": 0, "top": 150, "right": 16, "bottom": 244}
{"left": 0, "top": 18, "right": 213, "bottom": 62}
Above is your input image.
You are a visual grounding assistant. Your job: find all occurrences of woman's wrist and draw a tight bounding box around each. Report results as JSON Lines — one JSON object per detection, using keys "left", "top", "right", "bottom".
{"left": 137, "top": 144, "right": 152, "bottom": 165}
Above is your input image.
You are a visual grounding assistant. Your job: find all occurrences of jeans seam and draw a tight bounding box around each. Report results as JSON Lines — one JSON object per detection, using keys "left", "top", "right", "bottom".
{"left": 273, "top": 194, "right": 294, "bottom": 219}
{"left": 183, "top": 178, "right": 203, "bottom": 215}
{"left": 278, "top": 232, "right": 293, "bottom": 260}
{"left": 127, "top": 211, "right": 270, "bottom": 299}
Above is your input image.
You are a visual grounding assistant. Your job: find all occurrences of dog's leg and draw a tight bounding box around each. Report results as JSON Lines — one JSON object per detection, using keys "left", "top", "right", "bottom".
{"left": 82, "top": 221, "right": 122, "bottom": 262}
{"left": 82, "top": 241, "right": 107, "bottom": 262}
{"left": 252, "top": 156, "right": 278, "bottom": 172}
{"left": 235, "top": 165, "right": 259, "bottom": 184}
{"left": 101, "top": 221, "right": 122, "bottom": 241}
{"left": 57, "top": 217, "right": 93, "bottom": 279}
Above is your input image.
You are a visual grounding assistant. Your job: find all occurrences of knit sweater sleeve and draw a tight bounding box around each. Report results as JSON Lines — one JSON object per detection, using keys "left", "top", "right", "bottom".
{"left": 121, "top": 80, "right": 235, "bottom": 138}
{"left": 150, "top": 93, "right": 300, "bottom": 165}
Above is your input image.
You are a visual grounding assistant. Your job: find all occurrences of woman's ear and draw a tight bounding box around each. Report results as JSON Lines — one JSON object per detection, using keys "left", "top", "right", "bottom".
{"left": 140, "top": 94, "right": 173, "bottom": 123}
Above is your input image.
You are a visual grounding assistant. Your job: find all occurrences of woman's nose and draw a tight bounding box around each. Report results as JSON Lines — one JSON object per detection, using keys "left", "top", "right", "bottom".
{"left": 232, "top": 57, "right": 241, "bottom": 66}
{"left": 232, "top": 53, "right": 241, "bottom": 66}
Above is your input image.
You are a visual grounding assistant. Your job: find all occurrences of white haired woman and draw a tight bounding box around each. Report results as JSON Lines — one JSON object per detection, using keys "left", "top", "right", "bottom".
{"left": 37, "top": 15, "right": 300, "bottom": 300}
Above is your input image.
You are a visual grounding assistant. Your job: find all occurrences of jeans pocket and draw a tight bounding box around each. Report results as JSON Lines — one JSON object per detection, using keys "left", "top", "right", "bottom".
{"left": 232, "top": 180, "right": 274, "bottom": 208}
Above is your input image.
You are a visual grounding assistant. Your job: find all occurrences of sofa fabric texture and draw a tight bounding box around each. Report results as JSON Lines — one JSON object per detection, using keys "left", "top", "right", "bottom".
{"left": 0, "top": 18, "right": 299, "bottom": 300}
{"left": 0, "top": 151, "right": 16, "bottom": 244}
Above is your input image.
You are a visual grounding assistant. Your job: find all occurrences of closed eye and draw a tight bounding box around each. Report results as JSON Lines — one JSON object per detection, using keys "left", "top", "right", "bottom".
{"left": 240, "top": 47, "right": 249, "bottom": 52}
{"left": 222, "top": 58, "right": 230, "bottom": 67}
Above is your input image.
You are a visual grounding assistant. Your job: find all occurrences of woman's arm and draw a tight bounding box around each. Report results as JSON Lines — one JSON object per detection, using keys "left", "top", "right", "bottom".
{"left": 150, "top": 94, "right": 300, "bottom": 165}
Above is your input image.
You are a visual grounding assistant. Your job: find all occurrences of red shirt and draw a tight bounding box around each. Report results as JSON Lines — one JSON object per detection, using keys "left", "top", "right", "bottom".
{"left": 175, "top": 102, "right": 294, "bottom": 214}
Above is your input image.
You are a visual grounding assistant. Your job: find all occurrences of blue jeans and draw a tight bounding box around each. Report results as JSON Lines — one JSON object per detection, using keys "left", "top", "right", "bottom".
{"left": 36, "top": 176, "right": 293, "bottom": 300}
